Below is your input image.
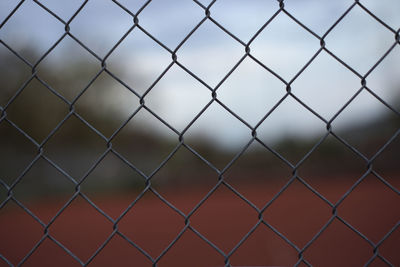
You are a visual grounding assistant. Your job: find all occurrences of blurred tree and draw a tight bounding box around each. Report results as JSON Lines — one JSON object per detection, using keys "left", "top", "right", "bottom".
{"left": 1, "top": 46, "right": 398, "bottom": 200}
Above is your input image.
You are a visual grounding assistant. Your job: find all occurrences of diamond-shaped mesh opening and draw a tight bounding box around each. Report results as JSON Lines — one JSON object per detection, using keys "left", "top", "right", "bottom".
{"left": 297, "top": 135, "right": 367, "bottom": 203}
{"left": 338, "top": 174, "right": 400, "bottom": 243}
{"left": 74, "top": 71, "right": 140, "bottom": 138}
{"left": 80, "top": 151, "right": 146, "bottom": 219}
{"left": 333, "top": 89, "right": 400, "bottom": 158}
{"left": 223, "top": 141, "right": 293, "bottom": 208}
{"left": 184, "top": 101, "right": 251, "bottom": 168}
{"left": 250, "top": 12, "right": 320, "bottom": 81}
{"left": 291, "top": 50, "right": 361, "bottom": 120}
{"left": 263, "top": 179, "right": 331, "bottom": 248}
{"left": 151, "top": 145, "right": 219, "bottom": 213}
{"left": 257, "top": 96, "right": 327, "bottom": 163}
{"left": 36, "top": 36, "right": 102, "bottom": 102}
{"left": 324, "top": 4, "right": 395, "bottom": 75}
{"left": 0, "top": 1, "right": 65, "bottom": 63}
{"left": 43, "top": 115, "right": 106, "bottom": 179}
{"left": 0, "top": 202, "right": 44, "bottom": 266}
{"left": 177, "top": 19, "right": 244, "bottom": 87}
{"left": 11, "top": 157, "right": 75, "bottom": 223}
{"left": 5, "top": 78, "right": 69, "bottom": 143}
{"left": 50, "top": 196, "right": 114, "bottom": 262}
{"left": 1, "top": 1, "right": 399, "bottom": 266}
{"left": 117, "top": 190, "right": 184, "bottom": 259}
{"left": 190, "top": 184, "right": 259, "bottom": 253}
{"left": 107, "top": 28, "right": 172, "bottom": 96}
{"left": 144, "top": 64, "right": 211, "bottom": 132}
{"left": 68, "top": 0, "right": 133, "bottom": 57}
{"left": 230, "top": 224, "right": 298, "bottom": 266}
{"left": 304, "top": 219, "right": 373, "bottom": 266}
{"left": 111, "top": 109, "right": 180, "bottom": 175}
{"left": 216, "top": 57, "right": 286, "bottom": 126}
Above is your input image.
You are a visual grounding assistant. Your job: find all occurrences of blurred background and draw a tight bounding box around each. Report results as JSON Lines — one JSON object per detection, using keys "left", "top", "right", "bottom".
{"left": 0, "top": 0, "right": 399, "bottom": 266}
{"left": 0, "top": 0, "right": 399, "bottom": 197}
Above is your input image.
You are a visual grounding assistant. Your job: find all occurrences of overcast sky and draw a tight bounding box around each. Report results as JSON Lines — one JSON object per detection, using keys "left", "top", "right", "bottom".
{"left": 1, "top": 0, "right": 399, "bottom": 148}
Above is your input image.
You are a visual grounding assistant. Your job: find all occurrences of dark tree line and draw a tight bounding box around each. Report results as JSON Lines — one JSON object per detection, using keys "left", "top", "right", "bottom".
{"left": 0, "top": 47, "right": 398, "bottom": 200}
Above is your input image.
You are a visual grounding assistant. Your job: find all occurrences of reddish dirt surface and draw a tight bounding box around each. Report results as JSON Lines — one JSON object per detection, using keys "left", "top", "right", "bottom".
{"left": 1, "top": 175, "right": 399, "bottom": 267}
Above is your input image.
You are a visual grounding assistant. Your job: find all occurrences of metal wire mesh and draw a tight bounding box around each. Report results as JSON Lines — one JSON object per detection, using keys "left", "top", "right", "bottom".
{"left": 0, "top": 0, "right": 399, "bottom": 266}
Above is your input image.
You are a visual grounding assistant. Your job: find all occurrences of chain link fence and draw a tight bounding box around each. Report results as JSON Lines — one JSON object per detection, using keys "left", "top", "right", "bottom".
{"left": 0, "top": 0, "right": 399, "bottom": 266}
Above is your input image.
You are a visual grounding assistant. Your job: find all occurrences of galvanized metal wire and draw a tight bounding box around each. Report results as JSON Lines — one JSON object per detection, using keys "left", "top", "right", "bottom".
{"left": 0, "top": 0, "right": 399, "bottom": 266}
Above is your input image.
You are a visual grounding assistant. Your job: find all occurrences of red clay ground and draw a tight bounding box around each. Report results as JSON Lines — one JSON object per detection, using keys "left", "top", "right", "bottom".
{"left": 1, "top": 175, "right": 399, "bottom": 267}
